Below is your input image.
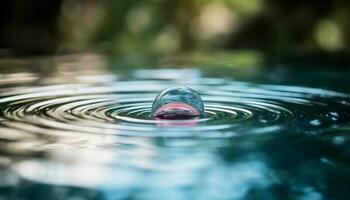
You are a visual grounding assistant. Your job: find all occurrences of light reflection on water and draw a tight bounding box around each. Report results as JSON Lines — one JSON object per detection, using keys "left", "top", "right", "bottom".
{"left": 0, "top": 59, "right": 350, "bottom": 199}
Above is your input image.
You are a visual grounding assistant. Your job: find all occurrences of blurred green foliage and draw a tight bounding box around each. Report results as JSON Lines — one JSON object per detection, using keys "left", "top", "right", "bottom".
{"left": 0, "top": 0, "right": 349, "bottom": 57}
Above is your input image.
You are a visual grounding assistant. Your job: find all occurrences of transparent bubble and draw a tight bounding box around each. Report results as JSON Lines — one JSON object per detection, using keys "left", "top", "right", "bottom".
{"left": 151, "top": 86, "right": 205, "bottom": 119}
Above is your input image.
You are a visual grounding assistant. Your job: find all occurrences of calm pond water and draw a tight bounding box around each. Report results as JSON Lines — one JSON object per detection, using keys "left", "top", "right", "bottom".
{"left": 0, "top": 55, "right": 350, "bottom": 200}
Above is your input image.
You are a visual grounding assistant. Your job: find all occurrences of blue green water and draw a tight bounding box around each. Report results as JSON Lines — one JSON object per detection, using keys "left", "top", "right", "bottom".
{"left": 0, "top": 55, "right": 349, "bottom": 200}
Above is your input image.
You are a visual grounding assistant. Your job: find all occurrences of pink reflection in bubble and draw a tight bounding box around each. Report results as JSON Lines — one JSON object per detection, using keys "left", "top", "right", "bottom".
{"left": 153, "top": 102, "right": 200, "bottom": 127}
{"left": 153, "top": 102, "right": 200, "bottom": 120}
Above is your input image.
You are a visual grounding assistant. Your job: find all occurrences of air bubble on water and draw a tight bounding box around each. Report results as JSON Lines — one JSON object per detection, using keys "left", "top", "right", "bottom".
{"left": 151, "top": 86, "right": 205, "bottom": 119}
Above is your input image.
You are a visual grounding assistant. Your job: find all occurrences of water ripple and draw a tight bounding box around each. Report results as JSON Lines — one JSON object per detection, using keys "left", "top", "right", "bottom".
{"left": 0, "top": 71, "right": 349, "bottom": 197}
{"left": 0, "top": 79, "right": 349, "bottom": 142}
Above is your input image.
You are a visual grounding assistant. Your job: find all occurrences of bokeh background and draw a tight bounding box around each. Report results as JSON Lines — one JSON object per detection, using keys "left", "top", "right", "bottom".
{"left": 0, "top": 0, "right": 349, "bottom": 64}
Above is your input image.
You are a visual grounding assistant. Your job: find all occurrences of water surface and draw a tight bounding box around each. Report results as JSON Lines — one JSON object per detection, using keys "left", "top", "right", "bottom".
{"left": 0, "top": 56, "right": 350, "bottom": 200}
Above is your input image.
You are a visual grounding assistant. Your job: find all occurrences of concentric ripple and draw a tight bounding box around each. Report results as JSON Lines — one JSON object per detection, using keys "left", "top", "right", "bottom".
{"left": 1, "top": 69, "right": 350, "bottom": 199}
{"left": 1, "top": 78, "right": 350, "bottom": 141}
